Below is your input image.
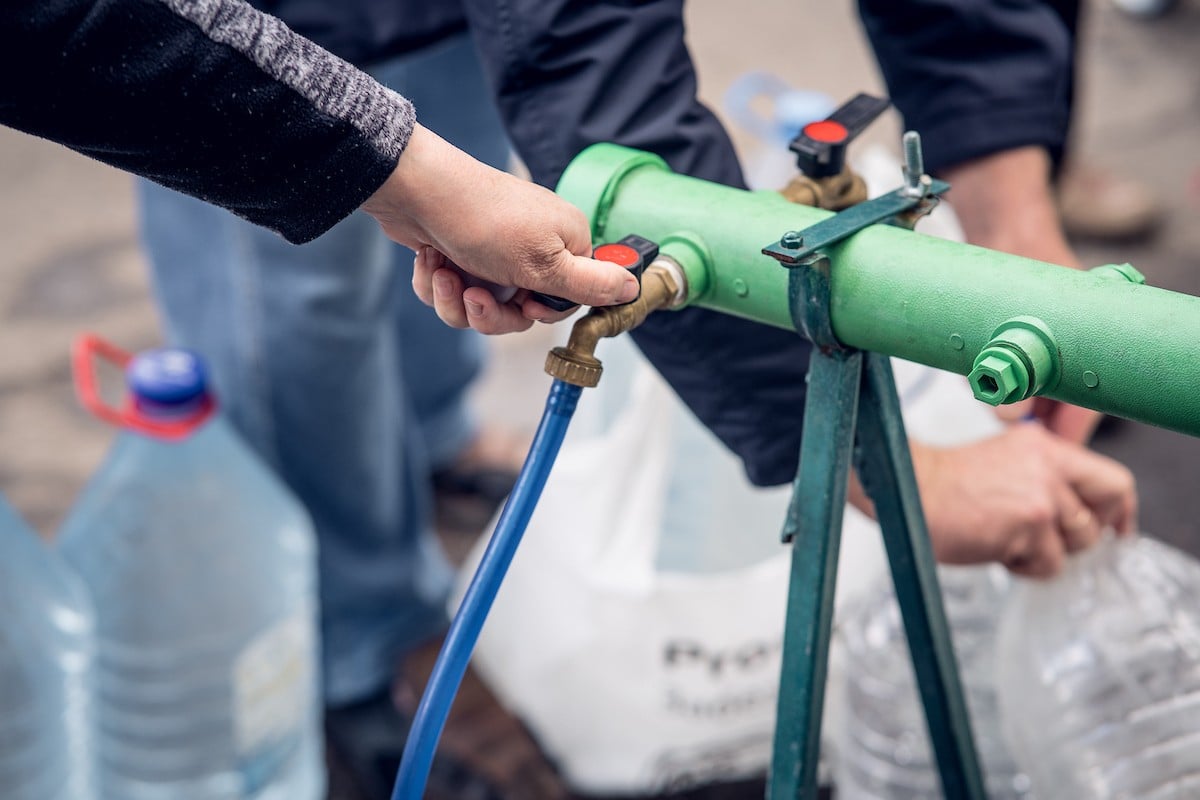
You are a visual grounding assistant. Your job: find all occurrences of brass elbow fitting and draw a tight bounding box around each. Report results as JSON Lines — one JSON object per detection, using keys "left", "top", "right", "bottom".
{"left": 545, "top": 261, "right": 684, "bottom": 387}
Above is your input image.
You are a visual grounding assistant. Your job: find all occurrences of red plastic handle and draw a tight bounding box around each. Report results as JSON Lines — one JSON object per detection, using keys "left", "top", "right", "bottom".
{"left": 72, "top": 334, "right": 214, "bottom": 440}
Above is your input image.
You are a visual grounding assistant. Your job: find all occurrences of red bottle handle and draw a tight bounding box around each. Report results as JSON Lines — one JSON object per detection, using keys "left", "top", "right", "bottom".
{"left": 72, "top": 334, "right": 215, "bottom": 441}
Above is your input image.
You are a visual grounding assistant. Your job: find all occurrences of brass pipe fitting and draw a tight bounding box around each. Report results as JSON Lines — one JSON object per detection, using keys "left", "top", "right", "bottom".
{"left": 545, "top": 262, "right": 682, "bottom": 387}
{"left": 780, "top": 167, "right": 869, "bottom": 210}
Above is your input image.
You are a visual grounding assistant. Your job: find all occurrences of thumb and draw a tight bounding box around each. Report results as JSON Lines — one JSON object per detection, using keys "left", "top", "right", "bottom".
{"left": 535, "top": 251, "right": 641, "bottom": 307}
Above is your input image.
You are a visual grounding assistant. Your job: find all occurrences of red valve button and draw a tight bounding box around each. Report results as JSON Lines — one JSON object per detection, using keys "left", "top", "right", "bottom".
{"left": 594, "top": 243, "right": 641, "bottom": 268}
{"left": 802, "top": 120, "right": 849, "bottom": 144}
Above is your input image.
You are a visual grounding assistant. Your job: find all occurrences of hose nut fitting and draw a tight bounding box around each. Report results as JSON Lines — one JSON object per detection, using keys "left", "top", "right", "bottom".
{"left": 544, "top": 262, "right": 682, "bottom": 387}
{"left": 545, "top": 348, "right": 603, "bottom": 388}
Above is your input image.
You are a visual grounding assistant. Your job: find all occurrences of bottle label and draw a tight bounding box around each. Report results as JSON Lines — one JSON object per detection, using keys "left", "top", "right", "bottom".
{"left": 232, "top": 610, "right": 315, "bottom": 757}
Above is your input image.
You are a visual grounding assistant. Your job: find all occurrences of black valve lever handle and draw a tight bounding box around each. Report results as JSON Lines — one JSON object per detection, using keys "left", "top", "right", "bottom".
{"left": 530, "top": 234, "right": 659, "bottom": 311}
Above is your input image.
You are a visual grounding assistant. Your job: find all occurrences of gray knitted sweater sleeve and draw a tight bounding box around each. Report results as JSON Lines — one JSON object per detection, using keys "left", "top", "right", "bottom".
{"left": 0, "top": 0, "right": 417, "bottom": 243}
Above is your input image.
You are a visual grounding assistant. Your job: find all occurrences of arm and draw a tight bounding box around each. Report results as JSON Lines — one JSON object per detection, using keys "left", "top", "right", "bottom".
{"left": 460, "top": 0, "right": 816, "bottom": 486}
{"left": 859, "top": 0, "right": 1099, "bottom": 442}
{"left": 1, "top": 0, "right": 408, "bottom": 244}
{"left": 0, "top": 0, "right": 635, "bottom": 308}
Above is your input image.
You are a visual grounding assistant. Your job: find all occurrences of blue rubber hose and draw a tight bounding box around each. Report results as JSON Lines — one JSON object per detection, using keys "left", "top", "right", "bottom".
{"left": 393, "top": 378, "right": 584, "bottom": 799}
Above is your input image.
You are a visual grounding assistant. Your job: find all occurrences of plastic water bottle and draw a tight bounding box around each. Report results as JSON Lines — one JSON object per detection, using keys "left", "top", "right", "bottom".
{"left": 58, "top": 338, "right": 324, "bottom": 799}
{"left": 0, "top": 494, "right": 96, "bottom": 800}
{"left": 996, "top": 535, "right": 1200, "bottom": 799}
{"left": 833, "top": 565, "right": 1034, "bottom": 799}
{"left": 722, "top": 71, "right": 835, "bottom": 190}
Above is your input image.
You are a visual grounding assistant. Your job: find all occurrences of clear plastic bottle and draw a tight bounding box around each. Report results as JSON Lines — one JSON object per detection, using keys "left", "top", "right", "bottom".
{"left": 0, "top": 494, "right": 96, "bottom": 800}
{"left": 996, "top": 535, "right": 1200, "bottom": 799}
{"left": 721, "top": 71, "right": 834, "bottom": 190}
{"left": 58, "top": 342, "right": 324, "bottom": 799}
{"left": 834, "top": 565, "right": 1034, "bottom": 799}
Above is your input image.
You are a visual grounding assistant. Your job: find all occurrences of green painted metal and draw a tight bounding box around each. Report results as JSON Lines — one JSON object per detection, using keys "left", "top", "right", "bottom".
{"left": 772, "top": 346, "right": 860, "bottom": 799}
{"left": 770, "top": 254, "right": 985, "bottom": 800}
{"left": 772, "top": 254, "right": 861, "bottom": 799}
{"left": 855, "top": 351, "right": 987, "bottom": 800}
{"left": 556, "top": 143, "right": 1200, "bottom": 435}
{"left": 762, "top": 179, "right": 949, "bottom": 265}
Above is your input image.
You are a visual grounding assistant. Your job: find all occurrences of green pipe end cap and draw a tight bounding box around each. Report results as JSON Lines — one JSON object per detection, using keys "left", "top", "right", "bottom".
{"left": 969, "top": 352, "right": 1028, "bottom": 406}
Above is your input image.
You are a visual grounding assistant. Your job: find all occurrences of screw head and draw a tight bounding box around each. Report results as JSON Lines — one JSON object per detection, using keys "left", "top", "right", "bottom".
{"left": 780, "top": 231, "right": 805, "bottom": 250}
{"left": 968, "top": 353, "right": 1027, "bottom": 405}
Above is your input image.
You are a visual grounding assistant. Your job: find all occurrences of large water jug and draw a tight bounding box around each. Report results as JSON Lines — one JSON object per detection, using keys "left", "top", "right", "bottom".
{"left": 58, "top": 336, "right": 324, "bottom": 799}
{"left": 996, "top": 535, "right": 1200, "bottom": 799}
{"left": 722, "top": 71, "right": 834, "bottom": 190}
{"left": 833, "top": 566, "right": 1034, "bottom": 799}
{"left": 0, "top": 494, "right": 95, "bottom": 800}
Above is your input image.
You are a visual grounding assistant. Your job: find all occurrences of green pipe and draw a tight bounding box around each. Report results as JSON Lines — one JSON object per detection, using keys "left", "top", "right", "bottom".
{"left": 557, "top": 143, "right": 1200, "bottom": 437}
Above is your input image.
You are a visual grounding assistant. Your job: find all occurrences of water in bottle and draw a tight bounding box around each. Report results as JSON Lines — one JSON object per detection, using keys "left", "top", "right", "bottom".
{"left": 833, "top": 565, "right": 1034, "bottom": 799}
{"left": 58, "top": 339, "right": 324, "bottom": 799}
{"left": 0, "top": 493, "right": 95, "bottom": 800}
{"left": 996, "top": 535, "right": 1200, "bottom": 799}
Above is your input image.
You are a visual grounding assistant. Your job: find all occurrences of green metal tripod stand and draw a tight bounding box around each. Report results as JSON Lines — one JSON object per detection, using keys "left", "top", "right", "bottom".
{"left": 768, "top": 249, "right": 987, "bottom": 800}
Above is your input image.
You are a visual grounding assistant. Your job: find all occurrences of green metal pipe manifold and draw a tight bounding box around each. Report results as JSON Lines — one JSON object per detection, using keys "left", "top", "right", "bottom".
{"left": 556, "top": 144, "right": 1200, "bottom": 437}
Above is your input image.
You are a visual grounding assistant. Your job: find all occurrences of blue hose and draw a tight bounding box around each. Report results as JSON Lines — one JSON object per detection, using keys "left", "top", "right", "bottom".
{"left": 393, "top": 379, "right": 583, "bottom": 799}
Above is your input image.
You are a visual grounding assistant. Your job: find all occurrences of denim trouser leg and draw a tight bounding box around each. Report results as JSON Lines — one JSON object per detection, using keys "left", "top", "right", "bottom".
{"left": 137, "top": 33, "right": 511, "bottom": 706}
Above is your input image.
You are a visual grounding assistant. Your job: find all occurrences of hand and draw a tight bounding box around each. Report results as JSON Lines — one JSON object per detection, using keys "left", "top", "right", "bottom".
{"left": 908, "top": 424, "right": 1137, "bottom": 579}
{"left": 944, "top": 147, "right": 1103, "bottom": 443}
{"left": 362, "top": 125, "right": 640, "bottom": 334}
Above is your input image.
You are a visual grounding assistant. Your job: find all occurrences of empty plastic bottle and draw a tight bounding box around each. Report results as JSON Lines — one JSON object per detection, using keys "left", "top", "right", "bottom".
{"left": 58, "top": 339, "right": 324, "bottom": 799}
{"left": 722, "top": 71, "right": 834, "bottom": 190}
{"left": 996, "top": 535, "right": 1200, "bottom": 799}
{"left": 0, "top": 494, "right": 96, "bottom": 800}
{"left": 833, "top": 565, "right": 1034, "bottom": 799}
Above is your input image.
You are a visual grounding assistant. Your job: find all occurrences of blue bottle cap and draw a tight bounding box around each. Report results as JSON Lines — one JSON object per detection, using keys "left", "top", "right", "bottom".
{"left": 126, "top": 348, "right": 210, "bottom": 417}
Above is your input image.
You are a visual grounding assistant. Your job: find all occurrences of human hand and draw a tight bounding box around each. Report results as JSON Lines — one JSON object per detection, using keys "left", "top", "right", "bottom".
{"left": 944, "top": 147, "right": 1103, "bottom": 443}
{"left": 362, "top": 125, "right": 639, "bottom": 334}
{"left": 909, "top": 423, "right": 1137, "bottom": 579}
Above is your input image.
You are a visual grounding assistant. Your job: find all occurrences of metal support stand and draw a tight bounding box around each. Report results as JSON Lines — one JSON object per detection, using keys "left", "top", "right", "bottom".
{"left": 768, "top": 255, "right": 987, "bottom": 800}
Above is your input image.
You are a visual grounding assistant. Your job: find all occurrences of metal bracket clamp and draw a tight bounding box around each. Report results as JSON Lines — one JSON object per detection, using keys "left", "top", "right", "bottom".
{"left": 762, "top": 130, "right": 949, "bottom": 266}
{"left": 761, "top": 177, "right": 949, "bottom": 265}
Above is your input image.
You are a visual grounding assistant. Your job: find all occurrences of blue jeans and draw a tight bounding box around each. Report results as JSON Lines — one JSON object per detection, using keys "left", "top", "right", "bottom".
{"left": 137, "top": 33, "right": 512, "bottom": 706}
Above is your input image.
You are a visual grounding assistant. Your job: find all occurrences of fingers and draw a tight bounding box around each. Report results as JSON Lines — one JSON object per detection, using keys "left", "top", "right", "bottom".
{"left": 461, "top": 286, "right": 534, "bottom": 334}
{"left": 415, "top": 249, "right": 534, "bottom": 334}
{"left": 1054, "top": 483, "right": 1102, "bottom": 554}
{"left": 532, "top": 251, "right": 641, "bottom": 309}
{"left": 1004, "top": 520, "right": 1066, "bottom": 579}
{"left": 429, "top": 265, "right": 469, "bottom": 328}
{"left": 428, "top": 268, "right": 534, "bottom": 334}
{"left": 1052, "top": 439, "right": 1139, "bottom": 535}
{"left": 412, "top": 246, "right": 439, "bottom": 307}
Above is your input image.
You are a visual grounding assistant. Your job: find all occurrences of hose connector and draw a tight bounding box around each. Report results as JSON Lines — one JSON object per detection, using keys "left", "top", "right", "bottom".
{"left": 545, "top": 259, "right": 684, "bottom": 387}
{"left": 968, "top": 316, "right": 1059, "bottom": 406}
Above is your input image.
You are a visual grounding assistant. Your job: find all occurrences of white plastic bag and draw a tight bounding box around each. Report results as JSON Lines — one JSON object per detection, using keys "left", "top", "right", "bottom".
{"left": 457, "top": 338, "right": 793, "bottom": 794}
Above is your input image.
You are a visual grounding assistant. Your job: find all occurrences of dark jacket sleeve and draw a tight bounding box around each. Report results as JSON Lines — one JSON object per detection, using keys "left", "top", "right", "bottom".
{"left": 0, "top": 0, "right": 417, "bottom": 243}
{"left": 859, "top": 0, "right": 1078, "bottom": 174}
{"left": 462, "top": 0, "right": 812, "bottom": 487}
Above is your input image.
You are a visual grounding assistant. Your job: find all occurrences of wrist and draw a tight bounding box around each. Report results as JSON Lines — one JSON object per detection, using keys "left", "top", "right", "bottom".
{"left": 362, "top": 125, "right": 460, "bottom": 246}
{"left": 944, "top": 147, "right": 1078, "bottom": 267}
